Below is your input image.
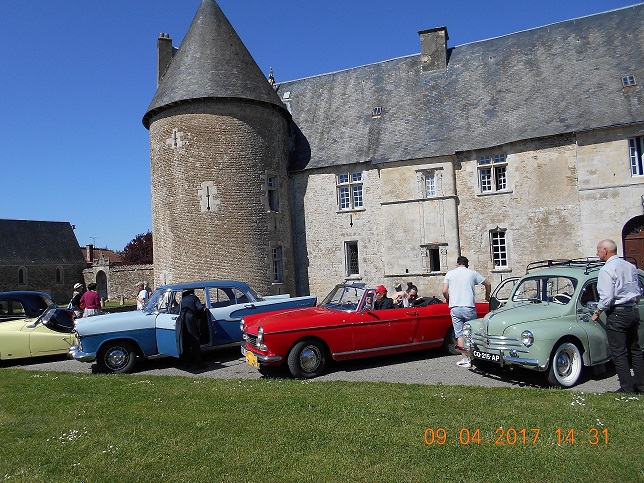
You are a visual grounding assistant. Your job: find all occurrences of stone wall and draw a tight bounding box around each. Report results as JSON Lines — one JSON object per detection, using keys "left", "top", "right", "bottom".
{"left": 83, "top": 264, "right": 153, "bottom": 301}
{"left": 148, "top": 100, "right": 295, "bottom": 296}
{"left": 455, "top": 134, "right": 583, "bottom": 290}
{"left": 294, "top": 129, "right": 644, "bottom": 301}
{"left": 577, "top": 126, "right": 644, "bottom": 254}
{"left": 0, "top": 263, "right": 85, "bottom": 303}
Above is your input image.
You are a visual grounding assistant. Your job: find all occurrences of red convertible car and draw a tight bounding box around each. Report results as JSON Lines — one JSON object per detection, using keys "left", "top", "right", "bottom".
{"left": 241, "top": 283, "right": 489, "bottom": 378}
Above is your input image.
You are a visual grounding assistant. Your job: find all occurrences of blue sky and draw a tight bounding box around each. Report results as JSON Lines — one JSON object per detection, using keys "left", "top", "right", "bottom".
{"left": 0, "top": 0, "right": 637, "bottom": 250}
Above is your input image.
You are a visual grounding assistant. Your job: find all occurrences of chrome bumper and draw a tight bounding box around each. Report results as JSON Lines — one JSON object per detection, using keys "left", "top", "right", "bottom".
{"left": 241, "top": 346, "right": 283, "bottom": 363}
{"left": 469, "top": 343, "right": 545, "bottom": 371}
{"left": 68, "top": 345, "right": 96, "bottom": 362}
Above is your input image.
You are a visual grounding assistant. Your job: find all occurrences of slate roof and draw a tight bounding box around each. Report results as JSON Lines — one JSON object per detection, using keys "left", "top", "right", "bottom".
{"left": 142, "top": 0, "right": 288, "bottom": 128}
{"left": 0, "top": 219, "right": 86, "bottom": 265}
{"left": 281, "top": 4, "right": 644, "bottom": 171}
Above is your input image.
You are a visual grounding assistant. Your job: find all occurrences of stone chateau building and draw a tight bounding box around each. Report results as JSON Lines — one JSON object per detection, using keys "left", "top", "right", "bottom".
{"left": 143, "top": 0, "right": 644, "bottom": 300}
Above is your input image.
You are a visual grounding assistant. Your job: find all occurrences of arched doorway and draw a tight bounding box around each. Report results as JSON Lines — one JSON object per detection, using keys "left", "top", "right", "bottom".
{"left": 623, "top": 216, "right": 644, "bottom": 267}
{"left": 96, "top": 270, "right": 108, "bottom": 301}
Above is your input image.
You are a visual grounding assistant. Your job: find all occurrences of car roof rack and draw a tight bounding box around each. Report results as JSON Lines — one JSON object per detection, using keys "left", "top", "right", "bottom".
{"left": 525, "top": 257, "right": 638, "bottom": 274}
{"left": 525, "top": 258, "right": 603, "bottom": 275}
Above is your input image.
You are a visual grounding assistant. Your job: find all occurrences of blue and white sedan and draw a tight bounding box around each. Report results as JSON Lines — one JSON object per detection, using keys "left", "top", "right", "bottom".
{"left": 69, "top": 280, "right": 316, "bottom": 373}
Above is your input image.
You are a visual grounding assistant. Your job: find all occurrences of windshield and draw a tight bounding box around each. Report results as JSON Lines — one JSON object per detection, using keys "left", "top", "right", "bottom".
{"left": 145, "top": 288, "right": 169, "bottom": 313}
{"left": 320, "top": 285, "right": 367, "bottom": 311}
{"left": 511, "top": 276, "right": 577, "bottom": 304}
{"left": 35, "top": 303, "right": 58, "bottom": 325}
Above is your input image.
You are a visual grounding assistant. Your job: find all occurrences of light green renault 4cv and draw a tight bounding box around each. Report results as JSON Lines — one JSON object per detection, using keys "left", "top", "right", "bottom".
{"left": 463, "top": 259, "right": 644, "bottom": 388}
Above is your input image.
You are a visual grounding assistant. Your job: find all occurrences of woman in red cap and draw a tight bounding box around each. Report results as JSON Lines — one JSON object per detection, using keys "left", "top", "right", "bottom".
{"left": 373, "top": 285, "right": 395, "bottom": 310}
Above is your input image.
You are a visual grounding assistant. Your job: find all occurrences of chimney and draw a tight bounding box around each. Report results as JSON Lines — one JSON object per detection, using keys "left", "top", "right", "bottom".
{"left": 419, "top": 27, "right": 449, "bottom": 73}
{"left": 86, "top": 244, "right": 94, "bottom": 263}
{"left": 157, "top": 33, "right": 174, "bottom": 86}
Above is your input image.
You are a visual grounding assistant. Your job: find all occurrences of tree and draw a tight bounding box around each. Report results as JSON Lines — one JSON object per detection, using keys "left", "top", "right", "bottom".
{"left": 121, "top": 231, "right": 153, "bottom": 265}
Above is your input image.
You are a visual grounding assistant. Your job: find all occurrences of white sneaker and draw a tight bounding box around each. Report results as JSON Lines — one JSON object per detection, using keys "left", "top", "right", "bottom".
{"left": 456, "top": 358, "right": 472, "bottom": 368}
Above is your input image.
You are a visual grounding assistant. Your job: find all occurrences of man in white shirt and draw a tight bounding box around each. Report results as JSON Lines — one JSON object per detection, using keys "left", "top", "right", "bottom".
{"left": 443, "top": 256, "right": 491, "bottom": 368}
{"left": 591, "top": 239, "right": 644, "bottom": 393}
{"left": 136, "top": 282, "right": 149, "bottom": 310}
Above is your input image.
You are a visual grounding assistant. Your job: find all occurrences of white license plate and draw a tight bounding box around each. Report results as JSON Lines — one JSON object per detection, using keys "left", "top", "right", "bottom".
{"left": 472, "top": 350, "right": 500, "bottom": 362}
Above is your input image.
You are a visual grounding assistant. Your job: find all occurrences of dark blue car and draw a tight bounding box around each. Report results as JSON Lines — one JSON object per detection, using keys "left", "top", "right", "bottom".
{"left": 0, "top": 291, "right": 55, "bottom": 322}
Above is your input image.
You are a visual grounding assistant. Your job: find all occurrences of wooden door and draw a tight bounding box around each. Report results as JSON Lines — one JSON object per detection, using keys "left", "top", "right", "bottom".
{"left": 624, "top": 226, "right": 644, "bottom": 268}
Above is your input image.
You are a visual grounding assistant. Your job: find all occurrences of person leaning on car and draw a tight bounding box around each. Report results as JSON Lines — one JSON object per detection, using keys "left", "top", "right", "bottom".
{"left": 591, "top": 239, "right": 644, "bottom": 394}
{"left": 180, "top": 289, "right": 207, "bottom": 370}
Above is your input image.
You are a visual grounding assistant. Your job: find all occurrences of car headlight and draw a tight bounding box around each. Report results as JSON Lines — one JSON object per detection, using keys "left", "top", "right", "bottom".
{"left": 521, "top": 330, "right": 534, "bottom": 347}
{"left": 256, "top": 326, "right": 267, "bottom": 351}
{"left": 463, "top": 323, "right": 471, "bottom": 337}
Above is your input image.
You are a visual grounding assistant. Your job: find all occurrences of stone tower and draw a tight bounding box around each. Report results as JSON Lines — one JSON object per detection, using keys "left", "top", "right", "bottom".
{"left": 142, "top": 0, "right": 295, "bottom": 295}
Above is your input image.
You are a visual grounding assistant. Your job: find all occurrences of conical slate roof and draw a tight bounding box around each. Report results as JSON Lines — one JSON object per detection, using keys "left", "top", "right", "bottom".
{"left": 142, "top": 0, "right": 287, "bottom": 128}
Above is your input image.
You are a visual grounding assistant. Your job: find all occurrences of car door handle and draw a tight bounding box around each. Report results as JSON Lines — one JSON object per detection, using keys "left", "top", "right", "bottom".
{"left": 405, "top": 311, "right": 419, "bottom": 316}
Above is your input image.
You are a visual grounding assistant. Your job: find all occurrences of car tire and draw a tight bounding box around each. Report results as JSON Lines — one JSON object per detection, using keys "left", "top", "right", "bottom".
{"left": 443, "top": 327, "right": 461, "bottom": 355}
{"left": 287, "top": 339, "right": 327, "bottom": 379}
{"left": 546, "top": 341, "right": 582, "bottom": 388}
{"left": 97, "top": 341, "right": 137, "bottom": 374}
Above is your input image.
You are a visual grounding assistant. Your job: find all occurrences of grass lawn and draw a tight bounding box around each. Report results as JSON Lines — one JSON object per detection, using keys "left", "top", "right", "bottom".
{"left": 0, "top": 369, "right": 641, "bottom": 482}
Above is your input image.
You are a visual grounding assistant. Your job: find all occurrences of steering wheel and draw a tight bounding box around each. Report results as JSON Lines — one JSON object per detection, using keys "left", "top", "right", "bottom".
{"left": 552, "top": 293, "right": 572, "bottom": 304}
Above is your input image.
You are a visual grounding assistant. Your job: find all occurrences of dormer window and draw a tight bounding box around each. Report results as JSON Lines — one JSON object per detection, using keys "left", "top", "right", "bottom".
{"left": 622, "top": 75, "right": 636, "bottom": 87}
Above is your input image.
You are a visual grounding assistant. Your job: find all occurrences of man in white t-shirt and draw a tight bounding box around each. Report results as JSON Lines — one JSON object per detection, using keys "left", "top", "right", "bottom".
{"left": 136, "top": 282, "right": 149, "bottom": 310}
{"left": 442, "top": 256, "right": 491, "bottom": 368}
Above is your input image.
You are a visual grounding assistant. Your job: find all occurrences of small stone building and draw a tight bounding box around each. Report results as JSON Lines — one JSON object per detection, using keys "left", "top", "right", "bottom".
{"left": 0, "top": 219, "right": 86, "bottom": 302}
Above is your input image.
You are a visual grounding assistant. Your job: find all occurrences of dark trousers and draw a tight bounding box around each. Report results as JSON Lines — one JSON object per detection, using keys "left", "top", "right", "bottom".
{"left": 183, "top": 332, "right": 202, "bottom": 368}
{"left": 606, "top": 306, "right": 644, "bottom": 393}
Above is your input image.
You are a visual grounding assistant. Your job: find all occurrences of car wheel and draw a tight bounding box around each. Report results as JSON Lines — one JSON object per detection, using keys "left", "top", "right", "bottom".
{"left": 443, "top": 327, "right": 460, "bottom": 355}
{"left": 546, "top": 341, "right": 582, "bottom": 387}
{"left": 97, "top": 341, "right": 137, "bottom": 374}
{"left": 287, "top": 339, "right": 327, "bottom": 378}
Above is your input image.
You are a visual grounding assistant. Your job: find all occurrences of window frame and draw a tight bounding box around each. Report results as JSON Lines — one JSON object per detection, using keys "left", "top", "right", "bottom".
{"left": 622, "top": 75, "right": 636, "bottom": 87}
{"left": 478, "top": 154, "right": 508, "bottom": 193}
{"left": 425, "top": 172, "right": 436, "bottom": 197}
{"left": 490, "top": 229, "right": 508, "bottom": 268}
{"left": 629, "top": 137, "right": 644, "bottom": 177}
{"left": 345, "top": 241, "right": 360, "bottom": 276}
{"left": 267, "top": 175, "right": 279, "bottom": 212}
{"left": 271, "top": 246, "right": 284, "bottom": 283}
{"left": 337, "top": 172, "right": 364, "bottom": 211}
{"left": 18, "top": 267, "right": 27, "bottom": 286}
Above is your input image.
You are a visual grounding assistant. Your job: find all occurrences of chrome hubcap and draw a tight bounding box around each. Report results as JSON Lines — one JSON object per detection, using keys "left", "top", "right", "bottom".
{"left": 556, "top": 351, "right": 572, "bottom": 377}
{"left": 106, "top": 348, "right": 127, "bottom": 369}
{"left": 300, "top": 346, "right": 321, "bottom": 372}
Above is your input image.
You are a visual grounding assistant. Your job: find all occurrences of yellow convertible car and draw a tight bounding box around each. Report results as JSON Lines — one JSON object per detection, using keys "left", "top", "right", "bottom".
{"left": 0, "top": 305, "right": 77, "bottom": 361}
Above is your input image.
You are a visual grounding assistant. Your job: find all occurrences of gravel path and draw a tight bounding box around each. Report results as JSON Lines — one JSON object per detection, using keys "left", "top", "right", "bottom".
{"left": 2, "top": 346, "right": 622, "bottom": 393}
